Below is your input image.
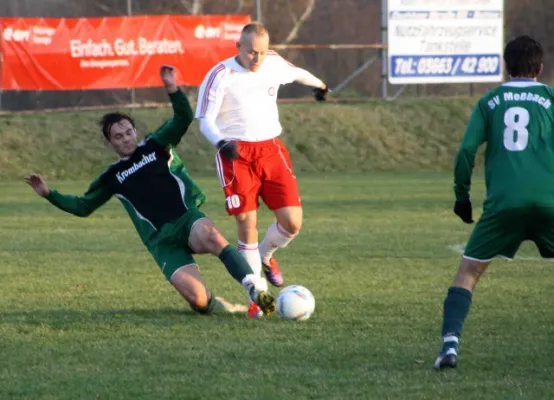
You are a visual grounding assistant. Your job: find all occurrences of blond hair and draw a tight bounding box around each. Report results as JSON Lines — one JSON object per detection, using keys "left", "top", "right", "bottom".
{"left": 240, "top": 22, "right": 269, "bottom": 41}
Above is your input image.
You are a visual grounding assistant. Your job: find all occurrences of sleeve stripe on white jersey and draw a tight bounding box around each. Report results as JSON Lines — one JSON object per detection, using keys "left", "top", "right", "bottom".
{"left": 200, "top": 64, "right": 226, "bottom": 117}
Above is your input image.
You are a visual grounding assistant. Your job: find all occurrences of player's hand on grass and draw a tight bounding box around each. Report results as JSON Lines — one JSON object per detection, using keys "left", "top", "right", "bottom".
{"left": 217, "top": 140, "right": 239, "bottom": 160}
{"left": 454, "top": 199, "right": 474, "bottom": 224}
{"left": 25, "top": 173, "right": 50, "bottom": 198}
{"left": 313, "top": 85, "right": 329, "bottom": 102}
{"left": 160, "top": 65, "right": 178, "bottom": 93}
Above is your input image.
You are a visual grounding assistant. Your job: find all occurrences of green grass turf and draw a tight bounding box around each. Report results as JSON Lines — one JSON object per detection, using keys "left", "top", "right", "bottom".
{"left": 0, "top": 98, "right": 477, "bottom": 179}
{"left": 1, "top": 173, "right": 553, "bottom": 399}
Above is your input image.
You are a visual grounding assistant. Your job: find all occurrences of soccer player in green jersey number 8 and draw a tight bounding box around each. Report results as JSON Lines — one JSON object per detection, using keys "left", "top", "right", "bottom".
{"left": 25, "top": 65, "right": 275, "bottom": 318}
{"left": 434, "top": 36, "right": 554, "bottom": 369}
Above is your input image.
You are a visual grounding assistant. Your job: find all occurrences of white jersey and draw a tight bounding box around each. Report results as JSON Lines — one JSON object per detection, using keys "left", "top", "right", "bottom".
{"left": 195, "top": 52, "right": 300, "bottom": 143}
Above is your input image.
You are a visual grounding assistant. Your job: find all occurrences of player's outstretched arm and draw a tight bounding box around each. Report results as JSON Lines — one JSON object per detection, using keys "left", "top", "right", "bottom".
{"left": 150, "top": 65, "right": 195, "bottom": 147}
{"left": 25, "top": 173, "right": 112, "bottom": 217}
{"left": 292, "top": 66, "right": 328, "bottom": 101}
{"left": 26, "top": 173, "right": 51, "bottom": 197}
{"left": 453, "top": 102, "right": 487, "bottom": 223}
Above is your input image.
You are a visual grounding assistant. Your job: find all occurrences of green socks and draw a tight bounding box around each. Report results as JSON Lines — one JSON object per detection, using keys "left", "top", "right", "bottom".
{"left": 191, "top": 244, "right": 258, "bottom": 315}
{"left": 218, "top": 245, "right": 254, "bottom": 284}
{"left": 441, "top": 286, "right": 473, "bottom": 350}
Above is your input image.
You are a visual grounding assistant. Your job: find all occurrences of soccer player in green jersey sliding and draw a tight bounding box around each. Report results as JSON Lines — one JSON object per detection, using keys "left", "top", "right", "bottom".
{"left": 434, "top": 36, "right": 554, "bottom": 369}
{"left": 25, "top": 65, "right": 275, "bottom": 318}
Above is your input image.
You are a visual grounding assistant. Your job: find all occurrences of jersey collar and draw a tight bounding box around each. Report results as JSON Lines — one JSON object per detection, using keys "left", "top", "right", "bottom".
{"left": 502, "top": 79, "right": 544, "bottom": 88}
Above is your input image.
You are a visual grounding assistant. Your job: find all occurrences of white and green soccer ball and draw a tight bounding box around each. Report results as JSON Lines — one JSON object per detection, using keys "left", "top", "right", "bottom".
{"left": 276, "top": 285, "right": 315, "bottom": 321}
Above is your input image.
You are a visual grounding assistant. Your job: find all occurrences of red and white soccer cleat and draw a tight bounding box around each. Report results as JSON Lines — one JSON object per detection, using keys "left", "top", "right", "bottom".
{"left": 247, "top": 302, "right": 264, "bottom": 319}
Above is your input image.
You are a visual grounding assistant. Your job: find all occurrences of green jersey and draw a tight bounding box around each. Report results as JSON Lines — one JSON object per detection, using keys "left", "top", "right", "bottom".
{"left": 455, "top": 80, "right": 554, "bottom": 211}
{"left": 46, "top": 90, "right": 206, "bottom": 244}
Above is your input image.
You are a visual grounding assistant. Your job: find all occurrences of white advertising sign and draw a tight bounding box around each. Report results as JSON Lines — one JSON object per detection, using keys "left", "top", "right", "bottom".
{"left": 388, "top": 0, "right": 504, "bottom": 84}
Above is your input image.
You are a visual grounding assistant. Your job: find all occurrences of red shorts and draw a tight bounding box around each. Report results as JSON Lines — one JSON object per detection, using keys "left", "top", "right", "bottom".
{"left": 215, "top": 138, "right": 301, "bottom": 215}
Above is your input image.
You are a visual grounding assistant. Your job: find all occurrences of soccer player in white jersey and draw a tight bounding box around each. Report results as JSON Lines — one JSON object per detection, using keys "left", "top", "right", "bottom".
{"left": 195, "top": 22, "right": 328, "bottom": 317}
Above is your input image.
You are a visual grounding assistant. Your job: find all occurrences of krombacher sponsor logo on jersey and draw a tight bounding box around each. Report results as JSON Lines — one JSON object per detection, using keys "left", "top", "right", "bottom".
{"left": 116, "top": 153, "right": 157, "bottom": 183}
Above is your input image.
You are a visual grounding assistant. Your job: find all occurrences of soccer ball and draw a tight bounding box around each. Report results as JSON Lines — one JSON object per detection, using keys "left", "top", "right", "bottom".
{"left": 276, "top": 285, "right": 315, "bottom": 320}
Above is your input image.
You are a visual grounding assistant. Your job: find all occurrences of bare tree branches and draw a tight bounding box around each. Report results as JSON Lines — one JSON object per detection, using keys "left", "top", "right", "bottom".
{"left": 282, "top": 0, "right": 316, "bottom": 44}
{"left": 180, "top": 0, "right": 204, "bottom": 15}
{"left": 233, "top": 0, "right": 245, "bottom": 14}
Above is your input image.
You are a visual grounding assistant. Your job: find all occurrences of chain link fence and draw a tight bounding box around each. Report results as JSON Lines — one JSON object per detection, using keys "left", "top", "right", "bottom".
{"left": 0, "top": 0, "right": 552, "bottom": 111}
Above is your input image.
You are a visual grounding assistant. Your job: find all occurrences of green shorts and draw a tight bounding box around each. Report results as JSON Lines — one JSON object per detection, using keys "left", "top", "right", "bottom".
{"left": 464, "top": 206, "right": 554, "bottom": 261}
{"left": 146, "top": 209, "right": 208, "bottom": 280}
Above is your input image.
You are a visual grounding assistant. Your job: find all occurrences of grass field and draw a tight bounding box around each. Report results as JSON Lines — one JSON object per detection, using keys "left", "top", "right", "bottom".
{"left": 1, "top": 173, "right": 553, "bottom": 399}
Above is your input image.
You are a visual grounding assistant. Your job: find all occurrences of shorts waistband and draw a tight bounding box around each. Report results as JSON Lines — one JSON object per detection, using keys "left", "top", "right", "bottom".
{"left": 234, "top": 137, "right": 280, "bottom": 145}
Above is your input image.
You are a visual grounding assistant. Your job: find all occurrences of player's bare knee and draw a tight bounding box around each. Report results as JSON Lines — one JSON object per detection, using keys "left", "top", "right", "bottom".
{"left": 463, "top": 259, "right": 488, "bottom": 276}
{"left": 288, "top": 219, "right": 302, "bottom": 235}
{"left": 275, "top": 207, "right": 302, "bottom": 235}
{"left": 454, "top": 258, "right": 490, "bottom": 289}
{"left": 236, "top": 211, "right": 257, "bottom": 226}
{"left": 206, "top": 226, "right": 227, "bottom": 252}
{"left": 279, "top": 218, "right": 302, "bottom": 236}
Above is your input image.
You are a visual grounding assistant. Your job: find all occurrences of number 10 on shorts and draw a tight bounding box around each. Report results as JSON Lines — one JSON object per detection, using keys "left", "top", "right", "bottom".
{"left": 226, "top": 195, "right": 241, "bottom": 209}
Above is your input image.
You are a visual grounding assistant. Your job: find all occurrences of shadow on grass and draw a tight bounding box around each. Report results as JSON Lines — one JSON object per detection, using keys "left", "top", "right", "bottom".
{"left": 0, "top": 307, "right": 247, "bottom": 328}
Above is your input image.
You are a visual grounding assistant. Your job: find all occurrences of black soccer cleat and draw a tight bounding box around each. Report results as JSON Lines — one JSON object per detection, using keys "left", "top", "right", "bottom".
{"left": 433, "top": 351, "right": 458, "bottom": 370}
{"left": 254, "top": 291, "right": 276, "bottom": 316}
{"left": 246, "top": 285, "right": 276, "bottom": 316}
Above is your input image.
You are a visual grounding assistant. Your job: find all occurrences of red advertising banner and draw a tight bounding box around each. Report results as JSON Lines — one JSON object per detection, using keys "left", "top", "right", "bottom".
{"left": 0, "top": 15, "right": 250, "bottom": 90}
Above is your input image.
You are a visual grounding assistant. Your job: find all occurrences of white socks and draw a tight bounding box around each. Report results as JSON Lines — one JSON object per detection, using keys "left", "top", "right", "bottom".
{"left": 238, "top": 241, "right": 262, "bottom": 277}
{"left": 259, "top": 222, "right": 297, "bottom": 264}
{"left": 241, "top": 274, "right": 269, "bottom": 302}
{"left": 238, "top": 222, "right": 297, "bottom": 288}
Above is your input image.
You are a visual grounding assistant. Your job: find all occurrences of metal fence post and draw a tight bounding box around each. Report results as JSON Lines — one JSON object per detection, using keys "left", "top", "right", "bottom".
{"left": 380, "top": 0, "right": 388, "bottom": 99}
{"left": 256, "top": 0, "right": 262, "bottom": 22}
{"left": 127, "top": 0, "right": 136, "bottom": 105}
